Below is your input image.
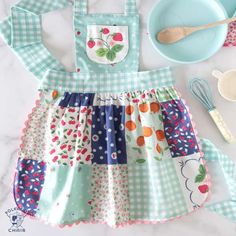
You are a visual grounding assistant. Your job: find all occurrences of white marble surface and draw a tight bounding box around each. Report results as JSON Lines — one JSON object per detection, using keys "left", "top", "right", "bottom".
{"left": 0, "top": 0, "right": 236, "bottom": 235}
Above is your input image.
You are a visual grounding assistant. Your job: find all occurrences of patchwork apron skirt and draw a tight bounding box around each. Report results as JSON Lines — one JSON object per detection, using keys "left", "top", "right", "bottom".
{"left": 14, "top": 67, "right": 211, "bottom": 227}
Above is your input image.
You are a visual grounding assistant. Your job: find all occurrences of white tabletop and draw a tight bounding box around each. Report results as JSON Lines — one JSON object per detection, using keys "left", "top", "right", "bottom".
{"left": 0, "top": 0, "right": 236, "bottom": 235}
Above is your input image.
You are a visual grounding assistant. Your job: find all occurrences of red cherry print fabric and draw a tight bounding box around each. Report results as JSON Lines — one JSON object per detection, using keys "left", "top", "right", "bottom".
{"left": 47, "top": 93, "right": 94, "bottom": 166}
{"left": 161, "top": 100, "right": 199, "bottom": 157}
{"left": 13, "top": 158, "right": 46, "bottom": 216}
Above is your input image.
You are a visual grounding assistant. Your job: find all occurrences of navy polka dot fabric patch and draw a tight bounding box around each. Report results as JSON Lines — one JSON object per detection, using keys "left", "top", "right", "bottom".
{"left": 91, "top": 105, "right": 127, "bottom": 165}
{"left": 13, "top": 158, "right": 46, "bottom": 216}
{"left": 161, "top": 100, "right": 199, "bottom": 157}
{"left": 59, "top": 93, "right": 95, "bottom": 107}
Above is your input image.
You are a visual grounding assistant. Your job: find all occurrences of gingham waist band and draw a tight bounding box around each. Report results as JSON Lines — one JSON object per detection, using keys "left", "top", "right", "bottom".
{"left": 39, "top": 67, "right": 175, "bottom": 93}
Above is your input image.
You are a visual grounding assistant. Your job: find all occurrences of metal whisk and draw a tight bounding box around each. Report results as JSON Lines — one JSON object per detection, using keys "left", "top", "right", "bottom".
{"left": 188, "top": 78, "right": 235, "bottom": 144}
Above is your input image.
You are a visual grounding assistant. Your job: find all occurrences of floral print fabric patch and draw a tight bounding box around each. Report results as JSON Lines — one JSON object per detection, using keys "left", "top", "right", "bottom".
{"left": 90, "top": 165, "right": 129, "bottom": 226}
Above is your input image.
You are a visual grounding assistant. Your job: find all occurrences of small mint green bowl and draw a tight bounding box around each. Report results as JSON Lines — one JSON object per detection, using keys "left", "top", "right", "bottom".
{"left": 148, "top": 0, "right": 228, "bottom": 64}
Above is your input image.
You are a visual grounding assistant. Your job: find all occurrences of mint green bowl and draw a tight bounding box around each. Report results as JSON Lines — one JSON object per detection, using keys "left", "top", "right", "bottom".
{"left": 148, "top": 0, "right": 228, "bottom": 64}
{"left": 219, "top": 0, "right": 236, "bottom": 17}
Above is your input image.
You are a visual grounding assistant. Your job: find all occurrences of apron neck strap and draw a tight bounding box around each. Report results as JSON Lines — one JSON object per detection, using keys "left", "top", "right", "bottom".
{"left": 75, "top": 0, "right": 137, "bottom": 15}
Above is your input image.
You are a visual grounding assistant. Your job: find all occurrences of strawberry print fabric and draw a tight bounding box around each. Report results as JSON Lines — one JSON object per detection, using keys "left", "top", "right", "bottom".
{"left": 86, "top": 25, "right": 129, "bottom": 65}
{"left": 15, "top": 88, "right": 209, "bottom": 227}
{"left": 13, "top": 158, "right": 46, "bottom": 216}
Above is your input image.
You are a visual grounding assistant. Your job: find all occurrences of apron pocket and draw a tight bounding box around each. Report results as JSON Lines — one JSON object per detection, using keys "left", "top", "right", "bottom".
{"left": 86, "top": 25, "right": 129, "bottom": 64}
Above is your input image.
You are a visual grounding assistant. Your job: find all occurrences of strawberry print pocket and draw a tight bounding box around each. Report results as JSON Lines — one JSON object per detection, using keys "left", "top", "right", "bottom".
{"left": 86, "top": 25, "right": 129, "bottom": 64}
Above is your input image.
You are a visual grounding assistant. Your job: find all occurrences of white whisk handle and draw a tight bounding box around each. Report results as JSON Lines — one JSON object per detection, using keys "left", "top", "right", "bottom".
{"left": 209, "top": 109, "right": 235, "bottom": 144}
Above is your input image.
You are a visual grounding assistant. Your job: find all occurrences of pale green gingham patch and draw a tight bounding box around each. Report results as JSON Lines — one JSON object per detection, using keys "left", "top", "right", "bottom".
{"left": 128, "top": 160, "right": 188, "bottom": 220}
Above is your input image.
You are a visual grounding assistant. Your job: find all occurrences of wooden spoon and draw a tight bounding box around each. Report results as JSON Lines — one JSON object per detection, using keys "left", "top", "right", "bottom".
{"left": 157, "top": 17, "right": 236, "bottom": 44}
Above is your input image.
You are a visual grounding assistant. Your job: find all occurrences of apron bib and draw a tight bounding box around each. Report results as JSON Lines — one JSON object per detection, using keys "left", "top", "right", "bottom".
{"left": 74, "top": 0, "right": 139, "bottom": 73}
{"left": 0, "top": 0, "right": 235, "bottom": 228}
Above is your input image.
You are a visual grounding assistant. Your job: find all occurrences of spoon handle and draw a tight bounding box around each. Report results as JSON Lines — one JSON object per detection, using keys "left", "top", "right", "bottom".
{"left": 195, "top": 16, "right": 236, "bottom": 31}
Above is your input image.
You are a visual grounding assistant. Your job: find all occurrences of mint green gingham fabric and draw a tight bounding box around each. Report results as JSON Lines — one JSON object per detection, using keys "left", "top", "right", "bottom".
{"left": 16, "top": 0, "right": 70, "bottom": 15}
{"left": 11, "top": 7, "right": 41, "bottom": 48}
{"left": 74, "top": 0, "right": 88, "bottom": 15}
{"left": 124, "top": 0, "right": 138, "bottom": 15}
{"left": 39, "top": 67, "right": 175, "bottom": 93}
{"left": 201, "top": 138, "right": 236, "bottom": 222}
{"left": 15, "top": 45, "right": 65, "bottom": 79}
{"left": 0, "top": 17, "right": 12, "bottom": 45}
{"left": 128, "top": 159, "right": 188, "bottom": 220}
{"left": 0, "top": 0, "right": 70, "bottom": 79}
{"left": 74, "top": 0, "right": 137, "bottom": 15}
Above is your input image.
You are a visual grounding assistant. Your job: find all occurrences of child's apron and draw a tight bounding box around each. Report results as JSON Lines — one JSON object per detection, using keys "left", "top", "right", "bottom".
{"left": 0, "top": 0, "right": 235, "bottom": 228}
